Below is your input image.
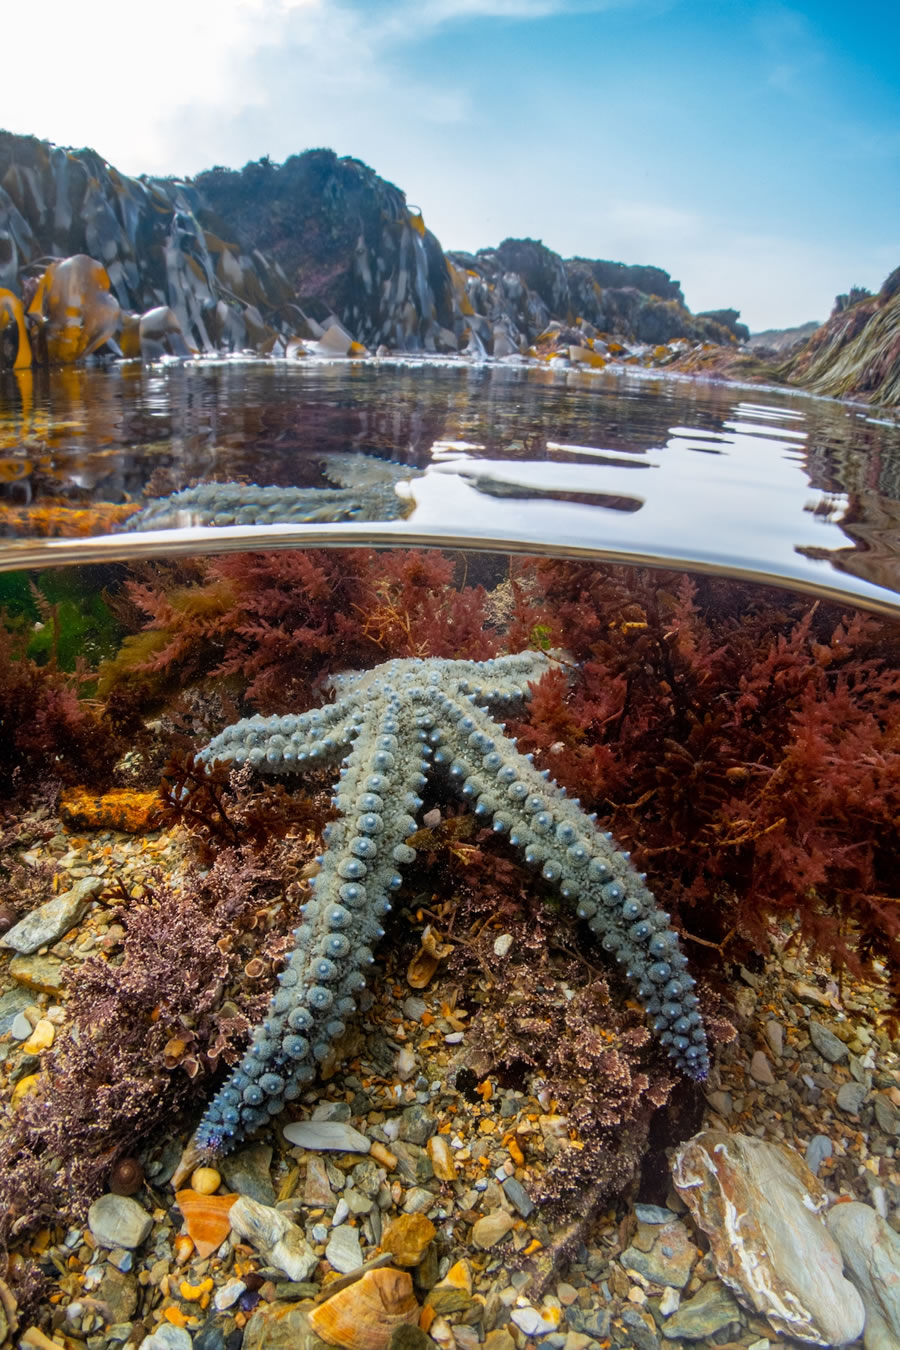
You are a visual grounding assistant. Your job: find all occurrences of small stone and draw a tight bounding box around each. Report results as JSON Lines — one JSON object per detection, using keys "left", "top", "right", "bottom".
{"left": 704, "top": 1089, "right": 732, "bottom": 1117}
{"left": 483, "top": 1331, "right": 515, "bottom": 1350}
{"left": 511, "top": 1306, "right": 561, "bottom": 1337}
{"left": 333, "top": 1198, "right": 350, "bottom": 1225}
{"left": 426, "top": 1135, "right": 458, "bottom": 1181}
{"left": 804, "top": 1134, "right": 832, "bottom": 1175}
{"left": 621, "top": 1306, "right": 659, "bottom": 1350}
{"left": 190, "top": 1167, "right": 222, "bottom": 1195}
{"left": 661, "top": 1281, "right": 740, "bottom": 1340}
{"left": 874, "top": 1094, "right": 900, "bottom": 1136}
{"left": 398, "top": 1104, "right": 436, "bottom": 1145}
{"left": 472, "top": 1210, "right": 516, "bottom": 1249}
{"left": 284, "top": 1120, "right": 371, "bottom": 1153}
{"left": 658, "top": 1286, "right": 680, "bottom": 1317}
{"left": 565, "top": 1307, "right": 610, "bottom": 1339}
{"left": 88, "top": 1194, "right": 152, "bottom": 1250}
{"left": 403, "top": 997, "right": 427, "bottom": 1022}
{"left": 382, "top": 1213, "right": 436, "bottom": 1266}
{"left": 0, "top": 875, "right": 102, "bottom": 954}
{"left": 764, "top": 1020, "right": 784, "bottom": 1058}
{"left": 10, "top": 1011, "right": 32, "bottom": 1040}
{"left": 621, "top": 1220, "right": 697, "bottom": 1288}
{"left": 396, "top": 1046, "right": 417, "bottom": 1081}
{"left": 808, "top": 1020, "right": 849, "bottom": 1063}
{"left": 634, "top": 1204, "right": 678, "bottom": 1225}
{"left": 325, "top": 1223, "right": 364, "bottom": 1273}
{"left": 402, "top": 1186, "right": 433, "bottom": 1214}
{"left": 390, "top": 1327, "right": 434, "bottom": 1350}
{"left": 493, "top": 933, "right": 514, "bottom": 957}
{"left": 221, "top": 1143, "right": 275, "bottom": 1206}
{"left": 304, "top": 1156, "right": 334, "bottom": 1206}
{"left": 242, "top": 1300, "right": 310, "bottom": 1350}
{"left": 502, "top": 1176, "right": 534, "bottom": 1218}
{"left": 230, "top": 1195, "right": 317, "bottom": 1282}
{"left": 214, "top": 1278, "right": 246, "bottom": 1310}
{"left": 750, "top": 1049, "right": 775, "bottom": 1085}
{"left": 140, "top": 1325, "right": 193, "bottom": 1350}
{"left": 0, "top": 986, "right": 35, "bottom": 1035}
{"left": 97, "top": 1267, "right": 138, "bottom": 1324}
{"left": 836, "top": 1080, "right": 868, "bottom": 1115}
{"left": 22, "top": 1017, "right": 54, "bottom": 1054}
{"left": 555, "top": 1283, "right": 577, "bottom": 1306}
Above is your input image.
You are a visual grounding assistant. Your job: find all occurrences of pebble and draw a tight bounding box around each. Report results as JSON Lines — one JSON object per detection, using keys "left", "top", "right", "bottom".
{"left": 22, "top": 1017, "right": 54, "bottom": 1053}
{"left": 10, "top": 1011, "right": 33, "bottom": 1040}
{"left": 493, "top": 933, "right": 514, "bottom": 957}
{"left": 139, "top": 1326, "right": 193, "bottom": 1350}
{"left": 502, "top": 1176, "right": 534, "bottom": 1218}
{"left": 283, "top": 1120, "right": 371, "bottom": 1153}
{"left": 808, "top": 1020, "right": 849, "bottom": 1063}
{"left": 749, "top": 1049, "right": 775, "bottom": 1084}
{"left": 764, "top": 1020, "right": 784, "bottom": 1057}
{"left": 191, "top": 1167, "right": 222, "bottom": 1195}
{"left": 0, "top": 986, "right": 35, "bottom": 1035}
{"left": 874, "top": 1094, "right": 900, "bottom": 1136}
{"left": 87, "top": 1194, "right": 152, "bottom": 1250}
{"left": 325, "top": 1224, "right": 364, "bottom": 1273}
{"left": 303, "top": 1155, "right": 334, "bottom": 1205}
{"left": 804, "top": 1134, "right": 833, "bottom": 1175}
{"left": 213, "top": 1277, "right": 246, "bottom": 1310}
{"left": 511, "top": 1306, "right": 560, "bottom": 1337}
{"left": 827, "top": 1201, "right": 900, "bottom": 1350}
{"left": 661, "top": 1281, "right": 741, "bottom": 1340}
{"left": 427, "top": 1134, "right": 458, "bottom": 1181}
{"left": 836, "top": 1080, "right": 868, "bottom": 1115}
{"left": 472, "top": 1210, "right": 516, "bottom": 1248}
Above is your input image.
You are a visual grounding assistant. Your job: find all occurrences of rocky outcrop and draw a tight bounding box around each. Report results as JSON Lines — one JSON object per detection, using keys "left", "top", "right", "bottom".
{"left": 0, "top": 130, "right": 749, "bottom": 367}
{"left": 747, "top": 320, "right": 820, "bottom": 354}
{"left": 195, "top": 151, "right": 457, "bottom": 352}
{"left": 781, "top": 268, "right": 900, "bottom": 406}
{"left": 448, "top": 239, "right": 749, "bottom": 351}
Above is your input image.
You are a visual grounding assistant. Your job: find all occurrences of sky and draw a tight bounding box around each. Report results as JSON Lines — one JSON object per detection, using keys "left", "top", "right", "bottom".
{"left": 3, "top": 0, "right": 899, "bottom": 331}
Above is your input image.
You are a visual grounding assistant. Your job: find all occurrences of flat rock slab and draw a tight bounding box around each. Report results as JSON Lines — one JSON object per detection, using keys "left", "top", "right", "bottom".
{"left": 325, "top": 1223, "right": 364, "bottom": 1274}
{"left": 827, "top": 1201, "right": 900, "bottom": 1350}
{"left": 8, "top": 952, "right": 65, "bottom": 994}
{"left": 283, "top": 1120, "right": 371, "bottom": 1153}
{"left": 1, "top": 875, "right": 102, "bottom": 954}
{"left": 808, "top": 1020, "right": 849, "bottom": 1063}
{"left": 672, "top": 1129, "right": 865, "bottom": 1345}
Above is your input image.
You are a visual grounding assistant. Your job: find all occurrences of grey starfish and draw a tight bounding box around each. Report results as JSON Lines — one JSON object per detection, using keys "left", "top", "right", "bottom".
{"left": 125, "top": 454, "right": 414, "bottom": 530}
{"left": 194, "top": 650, "right": 709, "bottom": 1154}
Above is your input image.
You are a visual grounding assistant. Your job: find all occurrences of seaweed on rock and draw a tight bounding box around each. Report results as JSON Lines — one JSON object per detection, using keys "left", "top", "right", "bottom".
{"left": 509, "top": 559, "right": 900, "bottom": 1003}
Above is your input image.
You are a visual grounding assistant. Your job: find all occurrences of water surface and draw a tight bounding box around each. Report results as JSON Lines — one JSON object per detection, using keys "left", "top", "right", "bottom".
{"left": 1, "top": 359, "right": 899, "bottom": 613}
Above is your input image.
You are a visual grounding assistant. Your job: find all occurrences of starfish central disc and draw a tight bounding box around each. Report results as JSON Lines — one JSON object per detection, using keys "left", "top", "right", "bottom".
{"left": 194, "top": 652, "right": 709, "bottom": 1154}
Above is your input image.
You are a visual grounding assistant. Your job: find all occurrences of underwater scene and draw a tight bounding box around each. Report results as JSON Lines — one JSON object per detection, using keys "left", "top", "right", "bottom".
{"left": 2, "top": 362, "right": 900, "bottom": 1350}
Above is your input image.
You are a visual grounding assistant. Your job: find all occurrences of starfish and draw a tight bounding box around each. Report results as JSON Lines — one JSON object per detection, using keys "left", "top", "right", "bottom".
{"left": 194, "top": 651, "right": 709, "bottom": 1154}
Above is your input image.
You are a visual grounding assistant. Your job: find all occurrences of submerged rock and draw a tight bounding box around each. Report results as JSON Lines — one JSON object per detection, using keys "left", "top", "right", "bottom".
{"left": 672, "top": 1130, "right": 864, "bottom": 1344}
{"left": 1, "top": 874, "right": 102, "bottom": 955}
{"left": 827, "top": 1201, "right": 900, "bottom": 1350}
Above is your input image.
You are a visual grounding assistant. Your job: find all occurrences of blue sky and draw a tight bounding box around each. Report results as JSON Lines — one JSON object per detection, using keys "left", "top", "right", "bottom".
{"left": 4, "top": 0, "right": 899, "bottom": 329}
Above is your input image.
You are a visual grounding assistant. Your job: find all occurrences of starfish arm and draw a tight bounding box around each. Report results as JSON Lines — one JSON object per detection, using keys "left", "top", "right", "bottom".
{"left": 197, "top": 699, "right": 360, "bottom": 774}
{"left": 195, "top": 687, "right": 431, "bottom": 1153}
{"left": 433, "top": 693, "right": 709, "bottom": 1079}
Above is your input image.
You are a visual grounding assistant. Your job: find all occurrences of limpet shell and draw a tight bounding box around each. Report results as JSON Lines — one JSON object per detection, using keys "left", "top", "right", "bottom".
{"left": 308, "top": 1266, "right": 420, "bottom": 1350}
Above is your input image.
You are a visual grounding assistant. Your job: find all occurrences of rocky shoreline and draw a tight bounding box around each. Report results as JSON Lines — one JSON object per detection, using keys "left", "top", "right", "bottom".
{"left": 3, "top": 804, "right": 900, "bottom": 1350}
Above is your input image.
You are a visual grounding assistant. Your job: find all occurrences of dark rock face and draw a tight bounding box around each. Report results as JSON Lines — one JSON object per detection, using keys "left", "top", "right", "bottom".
{"left": 783, "top": 268, "right": 900, "bottom": 406}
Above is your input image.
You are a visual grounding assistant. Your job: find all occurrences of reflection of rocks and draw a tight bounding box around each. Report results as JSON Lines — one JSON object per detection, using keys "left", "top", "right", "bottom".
{"left": 124, "top": 456, "right": 414, "bottom": 530}
{"left": 672, "top": 1130, "right": 865, "bottom": 1345}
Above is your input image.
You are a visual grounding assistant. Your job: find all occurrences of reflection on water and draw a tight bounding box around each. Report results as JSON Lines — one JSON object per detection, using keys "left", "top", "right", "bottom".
{"left": 1, "top": 359, "right": 900, "bottom": 611}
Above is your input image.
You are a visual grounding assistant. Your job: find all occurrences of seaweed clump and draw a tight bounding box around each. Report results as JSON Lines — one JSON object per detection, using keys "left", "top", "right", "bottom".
{"left": 506, "top": 560, "right": 900, "bottom": 1005}
{"left": 98, "top": 548, "right": 497, "bottom": 714}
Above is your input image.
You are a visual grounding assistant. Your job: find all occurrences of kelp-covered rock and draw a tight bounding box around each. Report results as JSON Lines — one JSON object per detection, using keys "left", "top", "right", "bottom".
{"left": 0, "top": 131, "right": 749, "bottom": 365}
{"left": 0, "top": 131, "right": 295, "bottom": 362}
{"left": 782, "top": 266, "right": 900, "bottom": 406}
